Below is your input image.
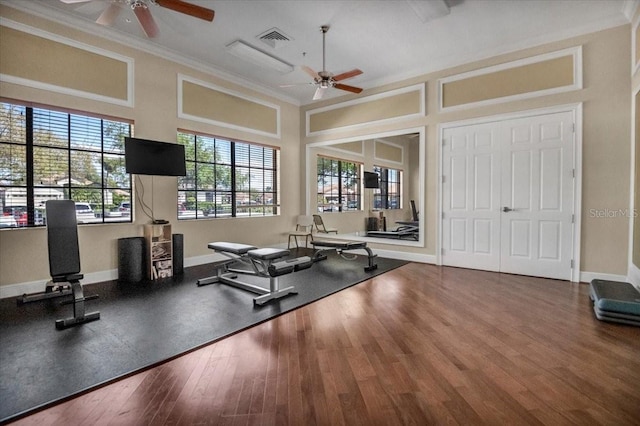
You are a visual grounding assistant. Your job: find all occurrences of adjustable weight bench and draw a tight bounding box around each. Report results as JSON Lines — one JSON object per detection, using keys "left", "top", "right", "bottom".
{"left": 310, "top": 239, "right": 378, "bottom": 272}
{"left": 17, "top": 200, "right": 100, "bottom": 329}
{"left": 197, "top": 242, "right": 313, "bottom": 305}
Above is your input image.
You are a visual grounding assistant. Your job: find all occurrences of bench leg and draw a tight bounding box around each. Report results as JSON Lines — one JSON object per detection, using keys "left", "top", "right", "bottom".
{"left": 363, "top": 247, "right": 378, "bottom": 272}
{"left": 55, "top": 280, "right": 100, "bottom": 330}
{"left": 253, "top": 276, "right": 297, "bottom": 305}
{"left": 197, "top": 260, "right": 237, "bottom": 286}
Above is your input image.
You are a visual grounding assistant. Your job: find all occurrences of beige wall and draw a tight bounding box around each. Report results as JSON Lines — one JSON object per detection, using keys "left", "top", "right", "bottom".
{"left": 0, "top": 6, "right": 301, "bottom": 288}
{"left": 0, "top": 5, "right": 633, "bottom": 288}
{"left": 302, "top": 24, "right": 631, "bottom": 276}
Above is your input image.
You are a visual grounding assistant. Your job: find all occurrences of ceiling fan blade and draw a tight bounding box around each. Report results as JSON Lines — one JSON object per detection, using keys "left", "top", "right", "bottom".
{"left": 96, "top": 3, "right": 121, "bottom": 27}
{"left": 59, "top": 0, "right": 92, "bottom": 3}
{"left": 133, "top": 5, "right": 159, "bottom": 38}
{"left": 313, "top": 87, "right": 327, "bottom": 100}
{"left": 156, "top": 0, "right": 215, "bottom": 22}
{"left": 302, "top": 66, "right": 320, "bottom": 80}
{"left": 334, "top": 83, "right": 363, "bottom": 94}
{"left": 333, "top": 68, "right": 363, "bottom": 82}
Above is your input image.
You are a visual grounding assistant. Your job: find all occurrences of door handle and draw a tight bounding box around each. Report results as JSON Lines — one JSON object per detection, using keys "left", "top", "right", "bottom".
{"left": 502, "top": 206, "right": 513, "bottom": 213}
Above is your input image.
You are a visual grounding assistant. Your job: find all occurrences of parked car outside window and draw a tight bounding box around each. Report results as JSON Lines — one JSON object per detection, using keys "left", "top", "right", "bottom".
{"left": 75, "top": 202, "right": 96, "bottom": 223}
{"left": 0, "top": 215, "right": 17, "bottom": 228}
{"left": 119, "top": 202, "right": 131, "bottom": 215}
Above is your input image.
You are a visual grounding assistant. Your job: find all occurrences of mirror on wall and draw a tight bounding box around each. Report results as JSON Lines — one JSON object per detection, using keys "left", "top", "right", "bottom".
{"left": 305, "top": 127, "right": 424, "bottom": 246}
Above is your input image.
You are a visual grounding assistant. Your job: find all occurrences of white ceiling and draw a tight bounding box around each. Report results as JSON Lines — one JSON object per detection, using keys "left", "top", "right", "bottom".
{"left": 2, "top": 0, "right": 633, "bottom": 105}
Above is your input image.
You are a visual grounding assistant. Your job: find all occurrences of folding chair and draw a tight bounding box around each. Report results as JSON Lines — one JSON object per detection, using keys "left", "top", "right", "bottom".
{"left": 288, "top": 215, "right": 314, "bottom": 248}
{"left": 312, "top": 214, "right": 338, "bottom": 234}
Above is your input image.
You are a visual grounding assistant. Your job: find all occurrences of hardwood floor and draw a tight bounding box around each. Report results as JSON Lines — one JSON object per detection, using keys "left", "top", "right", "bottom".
{"left": 9, "top": 263, "right": 640, "bottom": 425}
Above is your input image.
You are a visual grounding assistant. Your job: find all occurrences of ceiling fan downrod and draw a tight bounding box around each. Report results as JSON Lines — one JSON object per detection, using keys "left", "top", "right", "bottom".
{"left": 320, "top": 25, "right": 329, "bottom": 77}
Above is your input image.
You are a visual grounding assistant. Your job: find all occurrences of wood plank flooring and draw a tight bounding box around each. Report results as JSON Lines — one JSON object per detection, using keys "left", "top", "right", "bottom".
{"left": 8, "top": 263, "right": 640, "bottom": 425}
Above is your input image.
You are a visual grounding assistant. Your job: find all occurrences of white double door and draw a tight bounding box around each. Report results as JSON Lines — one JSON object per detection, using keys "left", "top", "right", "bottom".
{"left": 441, "top": 111, "right": 575, "bottom": 280}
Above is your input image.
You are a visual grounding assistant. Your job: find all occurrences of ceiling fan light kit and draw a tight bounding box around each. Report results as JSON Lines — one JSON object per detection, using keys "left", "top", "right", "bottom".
{"left": 285, "top": 25, "right": 363, "bottom": 100}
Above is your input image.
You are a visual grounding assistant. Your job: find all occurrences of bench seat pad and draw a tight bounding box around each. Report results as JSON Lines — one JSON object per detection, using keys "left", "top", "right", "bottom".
{"left": 207, "top": 242, "right": 257, "bottom": 255}
{"left": 248, "top": 247, "right": 290, "bottom": 260}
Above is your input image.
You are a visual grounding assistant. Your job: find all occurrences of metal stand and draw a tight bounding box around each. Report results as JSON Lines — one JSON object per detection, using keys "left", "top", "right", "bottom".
{"left": 55, "top": 275, "right": 100, "bottom": 329}
{"left": 311, "top": 240, "right": 378, "bottom": 272}
{"left": 17, "top": 282, "right": 72, "bottom": 305}
{"left": 197, "top": 243, "right": 312, "bottom": 305}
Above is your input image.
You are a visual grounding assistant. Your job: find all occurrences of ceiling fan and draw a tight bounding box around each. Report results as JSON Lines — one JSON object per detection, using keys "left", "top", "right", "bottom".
{"left": 288, "top": 25, "right": 363, "bottom": 100}
{"left": 60, "top": 0, "right": 215, "bottom": 38}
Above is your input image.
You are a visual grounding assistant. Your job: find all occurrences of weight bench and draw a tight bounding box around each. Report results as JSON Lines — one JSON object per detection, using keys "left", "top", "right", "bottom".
{"left": 310, "top": 239, "right": 378, "bottom": 272}
{"left": 17, "top": 200, "right": 100, "bottom": 329}
{"left": 590, "top": 280, "right": 640, "bottom": 326}
{"left": 197, "top": 242, "right": 313, "bottom": 305}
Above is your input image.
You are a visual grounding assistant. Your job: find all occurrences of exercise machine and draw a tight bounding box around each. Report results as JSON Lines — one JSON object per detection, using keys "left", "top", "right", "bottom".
{"left": 310, "top": 239, "right": 378, "bottom": 272}
{"left": 17, "top": 200, "right": 100, "bottom": 329}
{"left": 197, "top": 242, "right": 312, "bottom": 305}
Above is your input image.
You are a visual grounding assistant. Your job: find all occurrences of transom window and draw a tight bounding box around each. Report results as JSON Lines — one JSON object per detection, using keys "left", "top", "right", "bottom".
{"left": 177, "top": 131, "right": 279, "bottom": 219}
{"left": 373, "top": 165, "right": 402, "bottom": 210}
{"left": 0, "top": 101, "right": 132, "bottom": 227}
{"left": 317, "top": 156, "right": 362, "bottom": 212}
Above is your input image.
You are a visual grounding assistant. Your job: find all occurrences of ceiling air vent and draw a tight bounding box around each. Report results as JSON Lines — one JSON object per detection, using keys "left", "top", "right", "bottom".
{"left": 257, "top": 28, "right": 293, "bottom": 49}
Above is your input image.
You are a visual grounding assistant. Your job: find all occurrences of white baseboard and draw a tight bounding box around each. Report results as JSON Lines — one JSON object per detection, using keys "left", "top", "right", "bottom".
{"left": 373, "top": 248, "right": 436, "bottom": 264}
{"left": 579, "top": 271, "right": 628, "bottom": 284}
{"left": 0, "top": 247, "right": 436, "bottom": 300}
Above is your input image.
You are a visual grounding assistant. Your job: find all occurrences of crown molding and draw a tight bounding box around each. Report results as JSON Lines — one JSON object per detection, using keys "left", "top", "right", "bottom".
{"left": 1, "top": 0, "right": 302, "bottom": 106}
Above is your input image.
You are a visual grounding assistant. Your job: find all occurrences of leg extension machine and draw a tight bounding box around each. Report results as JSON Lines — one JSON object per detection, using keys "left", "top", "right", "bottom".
{"left": 197, "top": 242, "right": 313, "bottom": 305}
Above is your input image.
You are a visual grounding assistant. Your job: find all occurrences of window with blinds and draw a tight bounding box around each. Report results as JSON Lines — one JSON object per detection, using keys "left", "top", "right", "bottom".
{"left": 373, "top": 165, "right": 402, "bottom": 210}
{"left": 316, "top": 156, "right": 362, "bottom": 212}
{"left": 0, "top": 101, "right": 132, "bottom": 228}
{"left": 177, "top": 131, "right": 279, "bottom": 219}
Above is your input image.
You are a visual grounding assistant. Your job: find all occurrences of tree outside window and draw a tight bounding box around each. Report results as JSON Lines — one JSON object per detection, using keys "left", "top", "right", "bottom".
{"left": 317, "top": 156, "right": 362, "bottom": 212}
{"left": 0, "top": 101, "right": 132, "bottom": 227}
{"left": 177, "top": 131, "right": 279, "bottom": 219}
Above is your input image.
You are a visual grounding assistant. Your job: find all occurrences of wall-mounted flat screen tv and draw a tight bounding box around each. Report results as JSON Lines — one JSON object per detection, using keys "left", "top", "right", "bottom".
{"left": 363, "top": 171, "right": 379, "bottom": 188}
{"left": 125, "top": 137, "right": 186, "bottom": 176}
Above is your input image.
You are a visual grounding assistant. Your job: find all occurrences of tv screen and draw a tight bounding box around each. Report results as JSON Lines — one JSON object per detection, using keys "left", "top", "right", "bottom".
{"left": 125, "top": 137, "right": 186, "bottom": 176}
{"left": 363, "top": 171, "right": 379, "bottom": 188}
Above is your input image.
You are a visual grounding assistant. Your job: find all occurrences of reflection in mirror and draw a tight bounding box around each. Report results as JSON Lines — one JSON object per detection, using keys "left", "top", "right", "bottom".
{"left": 306, "top": 128, "right": 424, "bottom": 246}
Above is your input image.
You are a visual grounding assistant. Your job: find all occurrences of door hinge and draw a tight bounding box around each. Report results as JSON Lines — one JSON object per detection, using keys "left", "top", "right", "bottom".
{"left": 442, "top": 175, "right": 446, "bottom": 184}
{"left": 572, "top": 168, "right": 575, "bottom": 178}
{"left": 571, "top": 214, "right": 575, "bottom": 224}
{"left": 442, "top": 211, "right": 445, "bottom": 219}
{"left": 570, "top": 259, "right": 574, "bottom": 268}
{"left": 572, "top": 123, "right": 575, "bottom": 133}
{"left": 442, "top": 248, "right": 446, "bottom": 255}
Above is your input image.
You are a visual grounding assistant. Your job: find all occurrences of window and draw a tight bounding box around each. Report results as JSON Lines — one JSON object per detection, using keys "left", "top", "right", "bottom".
{"left": 177, "top": 131, "right": 279, "bottom": 219}
{"left": 317, "top": 156, "right": 362, "bottom": 212}
{"left": 0, "top": 101, "right": 132, "bottom": 228}
{"left": 373, "top": 166, "right": 402, "bottom": 210}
